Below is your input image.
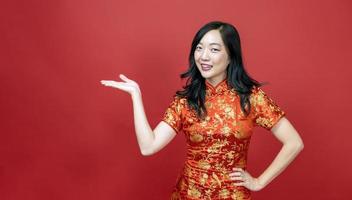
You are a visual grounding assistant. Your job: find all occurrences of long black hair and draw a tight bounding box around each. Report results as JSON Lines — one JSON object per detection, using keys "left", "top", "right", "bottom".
{"left": 176, "top": 21, "right": 263, "bottom": 119}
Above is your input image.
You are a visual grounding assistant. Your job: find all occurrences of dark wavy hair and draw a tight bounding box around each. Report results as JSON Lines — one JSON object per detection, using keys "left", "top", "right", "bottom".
{"left": 176, "top": 21, "right": 263, "bottom": 119}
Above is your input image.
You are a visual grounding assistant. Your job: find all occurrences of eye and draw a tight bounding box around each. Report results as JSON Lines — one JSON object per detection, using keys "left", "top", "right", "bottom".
{"left": 211, "top": 48, "right": 220, "bottom": 52}
{"left": 196, "top": 46, "right": 202, "bottom": 50}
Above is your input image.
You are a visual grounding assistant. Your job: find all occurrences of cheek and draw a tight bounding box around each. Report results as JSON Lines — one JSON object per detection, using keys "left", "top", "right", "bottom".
{"left": 194, "top": 54, "right": 201, "bottom": 68}
{"left": 194, "top": 52, "right": 200, "bottom": 60}
{"left": 213, "top": 54, "right": 228, "bottom": 66}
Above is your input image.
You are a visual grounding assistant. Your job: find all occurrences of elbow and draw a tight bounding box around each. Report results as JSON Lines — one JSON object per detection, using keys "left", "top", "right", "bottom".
{"left": 297, "top": 141, "right": 304, "bottom": 151}
{"left": 289, "top": 140, "right": 304, "bottom": 153}
{"left": 295, "top": 143, "right": 304, "bottom": 154}
{"left": 296, "top": 137, "right": 304, "bottom": 151}
{"left": 141, "top": 148, "right": 155, "bottom": 156}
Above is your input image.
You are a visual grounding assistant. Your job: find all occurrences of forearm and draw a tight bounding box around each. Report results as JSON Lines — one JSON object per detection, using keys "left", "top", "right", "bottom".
{"left": 131, "top": 92, "right": 155, "bottom": 154}
{"left": 257, "top": 142, "right": 303, "bottom": 188}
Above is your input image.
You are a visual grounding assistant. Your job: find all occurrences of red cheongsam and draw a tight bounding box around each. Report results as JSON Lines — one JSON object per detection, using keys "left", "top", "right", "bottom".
{"left": 162, "top": 78, "right": 285, "bottom": 200}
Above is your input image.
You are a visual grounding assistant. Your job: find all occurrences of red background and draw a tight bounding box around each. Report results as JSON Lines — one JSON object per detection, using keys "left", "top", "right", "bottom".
{"left": 1, "top": 0, "right": 351, "bottom": 199}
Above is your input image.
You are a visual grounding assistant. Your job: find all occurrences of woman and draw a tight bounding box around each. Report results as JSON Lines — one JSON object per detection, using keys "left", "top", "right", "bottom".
{"left": 101, "top": 21, "right": 304, "bottom": 200}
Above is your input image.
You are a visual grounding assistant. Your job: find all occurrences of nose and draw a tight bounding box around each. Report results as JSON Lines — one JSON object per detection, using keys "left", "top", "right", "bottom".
{"left": 200, "top": 49, "right": 210, "bottom": 61}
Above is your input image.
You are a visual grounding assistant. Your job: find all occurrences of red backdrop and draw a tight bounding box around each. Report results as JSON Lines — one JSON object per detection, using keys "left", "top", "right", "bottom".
{"left": 1, "top": 0, "right": 351, "bottom": 199}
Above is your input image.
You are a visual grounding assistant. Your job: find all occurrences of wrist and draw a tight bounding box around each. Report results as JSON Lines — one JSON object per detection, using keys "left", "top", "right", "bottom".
{"left": 256, "top": 177, "right": 266, "bottom": 190}
{"left": 131, "top": 90, "right": 141, "bottom": 99}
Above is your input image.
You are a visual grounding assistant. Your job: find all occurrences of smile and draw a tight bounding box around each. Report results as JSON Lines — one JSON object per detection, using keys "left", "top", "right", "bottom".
{"left": 201, "top": 64, "right": 213, "bottom": 71}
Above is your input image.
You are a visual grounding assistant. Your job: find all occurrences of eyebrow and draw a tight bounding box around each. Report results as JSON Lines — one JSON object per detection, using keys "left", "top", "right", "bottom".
{"left": 198, "top": 42, "right": 222, "bottom": 46}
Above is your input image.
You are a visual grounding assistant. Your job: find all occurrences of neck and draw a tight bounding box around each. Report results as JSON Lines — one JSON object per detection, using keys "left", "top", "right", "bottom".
{"left": 205, "top": 76, "right": 227, "bottom": 87}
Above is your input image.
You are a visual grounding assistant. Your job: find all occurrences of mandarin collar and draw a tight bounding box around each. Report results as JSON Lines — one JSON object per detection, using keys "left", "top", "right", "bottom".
{"left": 205, "top": 78, "right": 230, "bottom": 97}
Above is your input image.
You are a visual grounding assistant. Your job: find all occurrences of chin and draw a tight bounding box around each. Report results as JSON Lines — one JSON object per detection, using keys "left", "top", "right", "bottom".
{"left": 200, "top": 71, "right": 215, "bottom": 79}
{"left": 199, "top": 73, "right": 210, "bottom": 79}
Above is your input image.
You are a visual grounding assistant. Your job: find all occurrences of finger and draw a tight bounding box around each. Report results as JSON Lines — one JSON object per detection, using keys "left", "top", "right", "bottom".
{"left": 101, "top": 80, "right": 115, "bottom": 86}
{"left": 232, "top": 168, "right": 244, "bottom": 172}
{"left": 229, "top": 172, "right": 242, "bottom": 177}
{"left": 119, "top": 74, "right": 131, "bottom": 82}
{"left": 100, "top": 80, "right": 110, "bottom": 85}
{"left": 101, "top": 80, "right": 114, "bottom": 85}
{"left": 232, "top": 170, "right": 245, "bottom": 175}
{"left": 101, "top": 81, "right": 123, "bottom": 88}
{"left": 233, "top": 182, "right": 246, "bottom": 186}
{"left": 101, "top": 80, "right": 116, "bottom": 84}
{"left": 229, "top": 176, "right": 244, "bottom": 181}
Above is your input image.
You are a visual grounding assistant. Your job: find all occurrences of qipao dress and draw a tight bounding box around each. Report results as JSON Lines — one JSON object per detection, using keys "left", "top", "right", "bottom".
{"left": 162, "top": 78, "right": 285, "bottom": 200}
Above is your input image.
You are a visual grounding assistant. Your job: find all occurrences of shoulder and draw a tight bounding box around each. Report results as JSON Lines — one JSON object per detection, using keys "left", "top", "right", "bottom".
{"left": 250, "top": 85, "right": 265, "bottom": 94}
{"left": 249, "top": 86, "right": 267, "bottom": 105}
{"left": 168, "top": 94, "right": 188, "bottom": 110}
{"left": 172, "top": 95, "right": 187, "bottom": 104}
{"left": 249, "top": 85, "right": 264, "bottom": 97}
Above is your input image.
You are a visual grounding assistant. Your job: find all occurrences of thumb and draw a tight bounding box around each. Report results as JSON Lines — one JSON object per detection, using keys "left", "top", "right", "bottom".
{"left": 119, "top": 74, "right": 129, "bottom": 82}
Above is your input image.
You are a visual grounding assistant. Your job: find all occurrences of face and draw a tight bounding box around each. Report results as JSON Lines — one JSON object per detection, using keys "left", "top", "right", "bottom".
{"left": 194, "top": 29, "right": 230, "bottom": 85}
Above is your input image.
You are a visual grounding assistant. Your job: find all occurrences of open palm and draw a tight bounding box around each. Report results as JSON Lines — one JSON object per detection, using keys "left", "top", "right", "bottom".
{"left": 100, "top": 74, "right": 140, "bottom": 96}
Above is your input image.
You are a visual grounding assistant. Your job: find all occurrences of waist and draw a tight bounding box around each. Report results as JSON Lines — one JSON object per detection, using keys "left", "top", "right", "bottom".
{"left": 185, "top": 150, "right": 247, "bottom": 171}
{"left": 181, "top": 161, "right": 249, "bottom": 190}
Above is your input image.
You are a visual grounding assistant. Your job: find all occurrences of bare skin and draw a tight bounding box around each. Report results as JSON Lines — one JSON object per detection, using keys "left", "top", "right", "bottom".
{"left": 100, "top": 30, "right": 303, "bottom": 192}
{"left": 193, "top": 29, "right": 304, "bottom": 191}
{"left": 100, "top": 74, "right": 178, "bottom": 156}
{"left": 100, "top": 74, "right": 304, "bottom": 191}
{"left": 101, "top": 30, "right": 304, "bottom": 191}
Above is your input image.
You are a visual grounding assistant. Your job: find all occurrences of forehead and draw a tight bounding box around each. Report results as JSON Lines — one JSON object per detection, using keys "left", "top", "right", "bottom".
{"left": 198, "top": 30, "right": 224, "bottom": 46}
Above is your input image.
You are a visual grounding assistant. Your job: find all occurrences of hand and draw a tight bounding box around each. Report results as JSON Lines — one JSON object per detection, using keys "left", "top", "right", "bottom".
{"left": 100, "top": 74, "right": 141, "bottom": 96}
{"left": 229, "top": 168, "right": 264, "bottom": 191}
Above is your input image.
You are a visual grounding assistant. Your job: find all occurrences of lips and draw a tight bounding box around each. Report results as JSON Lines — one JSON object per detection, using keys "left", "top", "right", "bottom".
{"left": 201, "top": 64, "right": 212, "bottom": 71}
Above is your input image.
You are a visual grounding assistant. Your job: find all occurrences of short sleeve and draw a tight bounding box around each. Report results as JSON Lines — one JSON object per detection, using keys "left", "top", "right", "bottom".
{"left": 162, "top": 95, "right": 183, "bottom": 134}
{"left": 250, "top": 87, "right": 286, "bottom": 130}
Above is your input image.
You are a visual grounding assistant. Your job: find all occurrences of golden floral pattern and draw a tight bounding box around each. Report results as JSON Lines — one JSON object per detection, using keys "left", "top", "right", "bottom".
{"left": 163, "top": 78, "right": 285, "bottom": 200}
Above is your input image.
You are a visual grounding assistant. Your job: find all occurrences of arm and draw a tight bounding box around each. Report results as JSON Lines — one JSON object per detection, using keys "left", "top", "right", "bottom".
{"left": 231, "top": 87, "right": 304, "bottom": 190}
{"left": 131, "top": 92, "right": 177, "bottom": 156}
{"left": 101, "top": 74, "right": 177, "bottom": 156}
{"left": 256, "top": 116, "right": 304, "bottom": 188}
{"left": 230, "top": 116, "right": 304, "bottom": 191}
